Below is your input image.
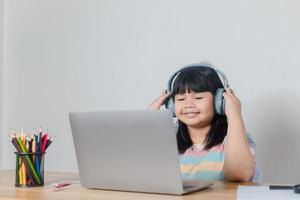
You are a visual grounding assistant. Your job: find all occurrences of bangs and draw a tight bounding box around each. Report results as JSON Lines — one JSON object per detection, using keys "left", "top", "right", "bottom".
{"left": 172, "top": 68, "right": 215, "bottom": 96}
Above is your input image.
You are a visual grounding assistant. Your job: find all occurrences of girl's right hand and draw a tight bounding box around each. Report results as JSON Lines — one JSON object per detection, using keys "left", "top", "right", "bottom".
{"left": 147, "top": 90, "right": 171, "bottom": 110}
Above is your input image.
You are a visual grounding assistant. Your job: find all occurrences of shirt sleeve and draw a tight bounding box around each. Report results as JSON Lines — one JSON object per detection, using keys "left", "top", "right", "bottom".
{"left": 246, "top": 133, "right": 256, "bottom": 156}
{"left": 246, "top": 133, "right": 262, "bottom": 183}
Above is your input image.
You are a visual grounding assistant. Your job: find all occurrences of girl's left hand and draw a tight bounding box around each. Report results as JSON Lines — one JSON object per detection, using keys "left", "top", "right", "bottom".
{"left": 223, "top": 88, "right": 242, "bottom": 119}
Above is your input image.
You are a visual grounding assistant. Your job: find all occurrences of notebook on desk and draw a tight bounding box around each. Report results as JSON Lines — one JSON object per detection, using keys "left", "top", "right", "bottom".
{"left": 69, "top": 110, "right": 213, "bottom": 195}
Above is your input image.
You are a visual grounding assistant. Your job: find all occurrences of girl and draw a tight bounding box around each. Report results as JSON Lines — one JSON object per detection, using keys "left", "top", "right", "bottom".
{"left": 147, "top": 64, "right": 260, "bottom": 182}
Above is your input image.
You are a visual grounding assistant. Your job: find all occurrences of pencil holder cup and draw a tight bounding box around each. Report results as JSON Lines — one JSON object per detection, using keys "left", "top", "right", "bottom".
{"left": 14, "top": 152, "right": 45, "bottom": 187}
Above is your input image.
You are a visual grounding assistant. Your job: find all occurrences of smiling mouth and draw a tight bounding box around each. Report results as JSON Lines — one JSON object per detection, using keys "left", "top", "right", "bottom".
{"left": 184, "top": 112, "right": 200, "bottom": 118}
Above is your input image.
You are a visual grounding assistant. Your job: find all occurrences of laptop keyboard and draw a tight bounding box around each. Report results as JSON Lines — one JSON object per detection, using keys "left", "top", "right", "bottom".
{"left": 183, "top": 185, "right": 197, "bottom": 190}
{"left": 183, "top": 180, "right": 199, "bottom": 190}
{"left": 182, "top": 180, "right": 212, "bottom": 191}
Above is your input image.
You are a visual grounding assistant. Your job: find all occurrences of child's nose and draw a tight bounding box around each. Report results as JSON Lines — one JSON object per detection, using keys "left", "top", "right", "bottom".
{"left": 184, "top": 99, "right": 196, "bottom": 108}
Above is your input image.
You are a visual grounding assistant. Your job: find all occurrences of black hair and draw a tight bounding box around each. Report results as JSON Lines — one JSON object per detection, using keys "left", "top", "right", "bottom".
{"left": 171, "top": 67, "right": 228, "bottom": 154}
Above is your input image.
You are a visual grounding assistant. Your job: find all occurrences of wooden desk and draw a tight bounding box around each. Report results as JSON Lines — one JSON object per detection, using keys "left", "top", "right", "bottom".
{"left": 0, "top": 170, "right": 253, "bottom": 200}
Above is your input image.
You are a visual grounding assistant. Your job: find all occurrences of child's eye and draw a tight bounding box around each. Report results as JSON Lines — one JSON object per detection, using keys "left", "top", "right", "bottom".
{"left": 177, "top": 98, "right": 185, "bottom": 101}
{"left": 195, "top": 97, "right": 203, "bottom": 100}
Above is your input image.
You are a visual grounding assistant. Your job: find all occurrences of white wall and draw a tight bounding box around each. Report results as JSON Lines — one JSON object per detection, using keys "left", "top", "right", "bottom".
{"left": 2, "top": 0, "right": 300, "bottom": 183}
{"left": 0, "top": 0, "right": 4, "bottom": 169}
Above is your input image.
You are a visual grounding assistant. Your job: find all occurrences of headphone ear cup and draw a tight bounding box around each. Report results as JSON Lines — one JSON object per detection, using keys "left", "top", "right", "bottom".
{"left": 164, "top": 95, "right": 176, "bottom": 117}
{"left": 214, "top": 88, "right": 226, "bottom": 115}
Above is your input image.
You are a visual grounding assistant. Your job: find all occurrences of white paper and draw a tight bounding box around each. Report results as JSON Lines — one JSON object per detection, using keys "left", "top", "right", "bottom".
{"left": 237, "top": 185, "right": 300, "bottom": 200}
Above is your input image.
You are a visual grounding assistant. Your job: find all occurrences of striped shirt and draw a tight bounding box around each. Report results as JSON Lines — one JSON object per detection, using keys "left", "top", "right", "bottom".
{"left": 179, "top": 133, "right": 261, "bottom": 182}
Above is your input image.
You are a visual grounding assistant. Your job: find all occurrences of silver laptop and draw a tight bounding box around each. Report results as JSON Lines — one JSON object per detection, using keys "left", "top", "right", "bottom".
{"left": 69, "top": 110, "right": 213, "bottom": 195}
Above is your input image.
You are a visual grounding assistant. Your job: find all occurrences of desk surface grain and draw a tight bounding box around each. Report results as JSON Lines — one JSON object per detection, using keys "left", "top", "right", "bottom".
{"left": 0, "top": 170, "right": 254, "bottom": 200}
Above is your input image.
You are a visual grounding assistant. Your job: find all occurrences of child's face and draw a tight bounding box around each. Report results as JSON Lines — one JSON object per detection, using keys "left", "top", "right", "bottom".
{"left": 174, "top": 91, "right": 215, "bottom": 128}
